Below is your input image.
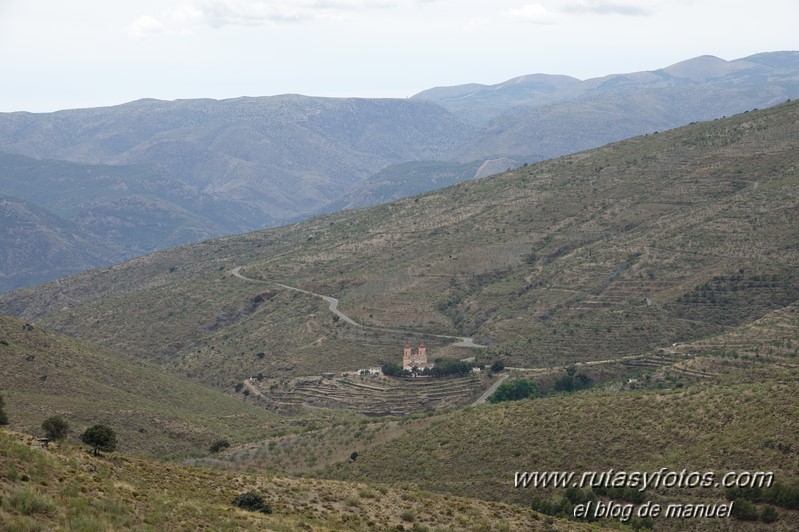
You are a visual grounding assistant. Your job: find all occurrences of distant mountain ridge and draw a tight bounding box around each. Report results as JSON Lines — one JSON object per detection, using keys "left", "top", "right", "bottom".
{"left": 2, "top": 51, "right": 799, "bottom": 292}
{"left": 412, "top": 51, "right": 799, "bottom": 125}
{"left": 0, "top": 95, "right": 470, "bottom": 218}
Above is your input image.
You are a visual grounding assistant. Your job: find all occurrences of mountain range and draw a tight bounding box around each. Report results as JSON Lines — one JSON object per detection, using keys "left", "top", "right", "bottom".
{"left": 2, "top": 94, "right": 798, "bottom": 530}
{"left": 1, "top": 51, "right": 798, "bottom": 292}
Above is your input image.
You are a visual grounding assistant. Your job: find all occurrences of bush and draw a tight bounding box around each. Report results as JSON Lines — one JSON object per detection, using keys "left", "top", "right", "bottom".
{"left": 490, "top": 360, "right": 505, "bottom": 372}
{"left": 232, "top": 491, "right": 272, "bottom": 514}
{"left": 0, "top": 393, "right": 8, "bottom": 425}
{"left": 5, "top": 487, "right": 56, "bottom": 515}
{"left": 760, "top": 505, "right": 778, "bottom": 523}
{"left": 209, "top": 439, "right": 231, "bottom": 453}
{"left": 80, "top": 424, "right": 117, "bottom": 456}
{"left": 731, "top": 499, "right": 759, "bottom": 521}
{"left": 41, "top": 415, "right": 69, "bottom": 441}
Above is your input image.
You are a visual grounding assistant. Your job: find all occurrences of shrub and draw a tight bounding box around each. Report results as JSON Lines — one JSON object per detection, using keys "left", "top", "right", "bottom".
{"left": 5, "top": 487, "right": 56, "bottom": 515}
{"left": 760, "top": 505, "right": 778, "bottom": 523}
{"left": 731, "top": 499, "right": 759, "bottom": 521}
{"left": 41, "top": 415, "right": 69, "bottom": 441}
{"left": 209, "top": 439, "right": 231, "bottom": 453}
{"left": 232, "top": 491, "right": 272, "bottom": 514}
{"left": 0, "top": 393, "right": 8, "bottom": 425}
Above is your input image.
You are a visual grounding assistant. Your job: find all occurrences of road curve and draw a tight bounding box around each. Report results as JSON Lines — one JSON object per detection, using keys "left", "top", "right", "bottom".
{"left": 231, "top": 266, "right": 485, "bottom": 348}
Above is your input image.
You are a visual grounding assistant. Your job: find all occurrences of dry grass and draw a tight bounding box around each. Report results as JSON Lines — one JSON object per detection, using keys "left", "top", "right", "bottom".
{"left": 0, "top": 429, "right": 596, "bottom": 531}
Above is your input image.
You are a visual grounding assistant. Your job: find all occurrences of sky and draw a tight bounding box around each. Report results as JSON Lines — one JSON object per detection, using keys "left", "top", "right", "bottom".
{"left": 0, "top": 0, "right": 796, "bottom": 112}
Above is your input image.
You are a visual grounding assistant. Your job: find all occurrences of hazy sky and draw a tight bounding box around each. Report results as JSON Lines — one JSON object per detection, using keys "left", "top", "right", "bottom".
{"left": 1, "top": 0, "right": 796, "bottom": 112}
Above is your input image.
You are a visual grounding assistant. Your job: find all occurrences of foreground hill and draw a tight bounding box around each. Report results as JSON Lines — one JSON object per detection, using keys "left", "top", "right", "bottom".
{"left": 0, "top": 430, "right": 589, "bottom": 531}
{"left": 0, "top": 315, "right": 290, "bottom": 456}
{"left": 1, "top": 101, "right": 798, "bottom": 390}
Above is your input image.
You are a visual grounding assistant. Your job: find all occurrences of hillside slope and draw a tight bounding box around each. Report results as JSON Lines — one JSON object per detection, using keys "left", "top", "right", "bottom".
{"left": 1, "top": 101, "right": 798, "bottom": 389}
{"left": 0, "top": 315, "right": 287, "bottom": 456}
{"left": 0, "top": 429, "right": 589, "bottom": 531}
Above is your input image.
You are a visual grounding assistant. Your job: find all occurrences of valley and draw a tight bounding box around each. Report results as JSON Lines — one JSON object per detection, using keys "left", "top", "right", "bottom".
{"left": 2, "top": 99, "right": 799, "bottom": 530}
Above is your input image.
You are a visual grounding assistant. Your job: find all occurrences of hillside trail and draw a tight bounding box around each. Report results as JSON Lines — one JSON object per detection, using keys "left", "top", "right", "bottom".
{"left": 231, "top": 266, "right": 486, "bottom": 348}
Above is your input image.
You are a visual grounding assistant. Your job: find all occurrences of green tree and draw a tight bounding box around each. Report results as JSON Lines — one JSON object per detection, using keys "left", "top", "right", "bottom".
{"left": 554, "top": 367, "right": 592, "bottom": 393}
{"left": 80, "top": 424, "right": 117, "bottom": 456}
{"left": 41, "top": 415, "right": 69, "bottom": 441}
{"left": 429, "top": 357, "right": 471, "bottom": 376}
{"left": 490, "top": 360, "right": 505, "bottom": 372}
{"left": 488, "top": 379, "right": 540, "bottom": 403}
{"left": 381, "top": 362, "right": 405, "bottom": 377}
{"left": 0, "top": 393, "right": 8, "bottom": 425}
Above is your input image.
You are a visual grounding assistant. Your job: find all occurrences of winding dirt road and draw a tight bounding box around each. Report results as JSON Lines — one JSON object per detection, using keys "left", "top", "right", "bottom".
{"left": 231, "top": 266, "right": 485, "bottom": 348}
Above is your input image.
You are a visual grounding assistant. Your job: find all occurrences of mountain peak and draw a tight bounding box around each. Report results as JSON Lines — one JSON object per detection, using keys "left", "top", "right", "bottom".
{"left": 661, "top": 55, "right": 747, "bottom": 80}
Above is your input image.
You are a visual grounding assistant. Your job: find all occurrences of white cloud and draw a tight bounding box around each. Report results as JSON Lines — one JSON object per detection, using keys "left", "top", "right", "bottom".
{"left": 128, "top": 15, "right": 169, "bottom": 38}
{"left": 510, "top": 0, "right": 674, "bottom": 24}
{"left": 128, "top": 3, "right": 203, "bottom": 38}
{"left": 563, "top": 0, "right": 659, "bottom": 16}
{"left": 127, "top": 0, "right": 411, "bottom": 37}
{"left": 509, "top": 4, "right": 560, "bottom": 25}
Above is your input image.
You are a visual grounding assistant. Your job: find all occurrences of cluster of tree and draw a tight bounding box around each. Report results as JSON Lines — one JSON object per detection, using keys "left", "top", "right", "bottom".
{"left": 381, "top": 362, "right": 404, "bottom": 377}
{"left": 553, "top": 366, "right": 592, "bottom": 393}
{"left": 427, "top": 357, "right": 472, "bottom": 376}
{"left": 382, "top": 357, "right": 474, "bottom": 378}
{"left": 487, "top": 379, "right": 540, "bottom": 403}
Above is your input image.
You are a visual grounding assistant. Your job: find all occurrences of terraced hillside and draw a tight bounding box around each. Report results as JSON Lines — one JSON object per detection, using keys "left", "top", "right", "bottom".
{"left": 1, "top": 101, "right": 798, "bottom": 389}
{"left": 248, "top": 373, "right": 488, "bottom": 416}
